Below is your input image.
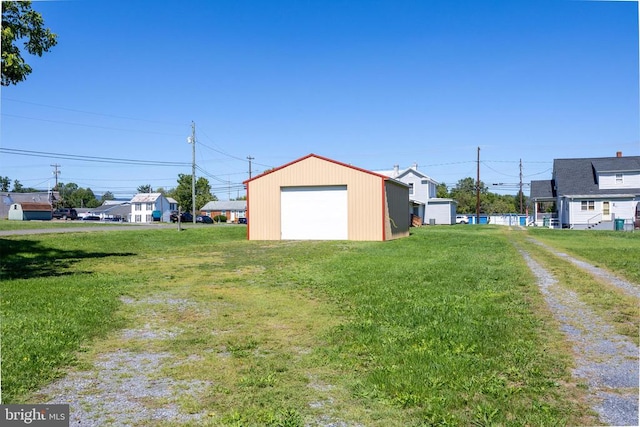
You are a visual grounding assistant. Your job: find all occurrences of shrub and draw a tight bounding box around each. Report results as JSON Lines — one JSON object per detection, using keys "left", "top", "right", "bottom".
{"left": 213, "top": 215, "right": 227, "bottom": 223}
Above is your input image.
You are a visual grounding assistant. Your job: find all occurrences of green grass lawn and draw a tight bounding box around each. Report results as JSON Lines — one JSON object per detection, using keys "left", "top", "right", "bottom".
{"left": 527, "top": 227, "right": 640, "bottom": 284}
{"left": 1, "top": 225, "right": 607, "bottom": 425}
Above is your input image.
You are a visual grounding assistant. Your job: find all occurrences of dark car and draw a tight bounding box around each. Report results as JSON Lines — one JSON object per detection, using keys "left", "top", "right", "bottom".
{"left": 170, "top": 211, "right": 193, "bottom": 223}
{"left": 238, "top": 217, "right": 247, "bottom": 224}
{"left": 52, "top": 208, "right": 78, "bottom": 220}
{"left": 196, "top": 215, "right": 213, "bottom": 224}
{"left": 81, "top": 215, "right": 101, "bottom": 221}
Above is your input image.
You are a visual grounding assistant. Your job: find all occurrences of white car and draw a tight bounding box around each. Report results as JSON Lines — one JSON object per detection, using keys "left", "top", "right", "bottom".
{"left": 455, "top": 215, "right": 469, "bottom": 224}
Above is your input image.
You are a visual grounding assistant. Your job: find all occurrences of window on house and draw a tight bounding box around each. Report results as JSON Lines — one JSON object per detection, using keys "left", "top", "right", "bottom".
{"left": 135, "top": 203, "right": 141, "bottom": 211}
{"left": 408, "top": 183, "right": 414, "bottom": 195}
{"left": 581, "top": 200, "right": 595, "bottom": 211}
{"left": 615, "top": 173, "right": 623, "bottom": 184}
{"left": 146, "top": 203, "right": 153, "bottom": 210}
{"left": 146, "top": 214, "right": 152, "bottom": 222}
{"left": 135, "top": 215, "right": 141, "bottom": 222}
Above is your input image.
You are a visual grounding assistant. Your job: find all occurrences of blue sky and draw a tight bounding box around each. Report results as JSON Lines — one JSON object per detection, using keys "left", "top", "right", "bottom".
{"left": 1, "top": 0, "right": 638, "bottom": 199}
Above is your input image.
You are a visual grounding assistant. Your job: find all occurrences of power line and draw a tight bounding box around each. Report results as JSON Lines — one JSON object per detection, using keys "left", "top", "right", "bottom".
{"left": 1, "top": 97, "right": 188, "bottom": 126}
{"left": 0, "top": 147, "right": 190, "bottom": 166}
{"left": 1, "top": 113, "right": 184, "bottom": 136}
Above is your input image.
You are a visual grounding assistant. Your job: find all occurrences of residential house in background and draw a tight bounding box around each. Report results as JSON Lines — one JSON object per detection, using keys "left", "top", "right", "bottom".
{"left": 201, "top": 200, "right": 246, "bottom": 223}
{"left": 130, "top": 193, "right": 172, "bottom": 223}
{"left": 375, "top": 164, "right": 454, "bottom": 224}
{"left": 91, "top": 202, "right": 131, "bottom": 221}
{"left": 167, "top": 197, "right": 178, "bottom": 212}
{"left": 530, "top": 152, "right": 640, "bottom": 229}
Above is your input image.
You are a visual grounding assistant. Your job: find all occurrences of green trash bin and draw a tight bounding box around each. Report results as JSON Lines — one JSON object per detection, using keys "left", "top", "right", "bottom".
{"left": 614, "top": 218, "right": 624, "bottom": 231}
{"left": 543, "top": 217, "right": 549, "bottom": 227}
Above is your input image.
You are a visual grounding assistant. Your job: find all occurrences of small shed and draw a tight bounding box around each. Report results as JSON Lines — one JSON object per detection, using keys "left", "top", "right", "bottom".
{"left": 425, "top": 199, "right": 457, "bottom": 225}
{"left": 243, "top": 154, "right": 410, "bottom": 241}
{"left": 8, "top": 203, "right": 53, "bottom": 221}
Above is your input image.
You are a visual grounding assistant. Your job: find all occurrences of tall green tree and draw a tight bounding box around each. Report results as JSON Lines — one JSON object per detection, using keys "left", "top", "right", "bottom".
{"left": 0, "top": 176, "right": 11, "bottom": 191}
{"left": 11, "top": 179, "right": 23, "bottom": 192}
{"left": 1, "top": 1, "right": 57, "bottom": 86}
{"left": 173, "top": 174, "right": 216, "bottom": 212}
{"left": 436, "top": 183, "right": 449, "bottom": 198}
{"left": 56, "top": 182, "right": 100, "bottom": 208}
{"left": 450, "top": 177, "right": 487, "bottom": 214}
{"left": 101, "top": 191, "right": 115, "bottom": 202}
{"left": 137, "top": 184, "right": 153, "bottom": 193}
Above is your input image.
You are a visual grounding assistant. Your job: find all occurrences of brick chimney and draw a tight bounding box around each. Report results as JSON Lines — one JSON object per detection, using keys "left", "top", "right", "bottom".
{"left": 617, "top": 151, "right": 622, "bottom": 157}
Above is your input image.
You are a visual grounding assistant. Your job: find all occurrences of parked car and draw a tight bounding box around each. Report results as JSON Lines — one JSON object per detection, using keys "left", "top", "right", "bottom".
{"left": 456, "top": 215, "right": 469, "bottom": 224}
{"left": 196, "top": 215, "right": 213, "bottom": 224}
{"left": 82, "top": 215, "right": 101, "bottom": 221}
{"left": 52, "top": 208, "right": 78, "bottom": 220}
{"left": 170, "top": 211, "right": 193, "bottom": 223}
{"left": 238, "top": 217, "right": 247, "bottom": 224}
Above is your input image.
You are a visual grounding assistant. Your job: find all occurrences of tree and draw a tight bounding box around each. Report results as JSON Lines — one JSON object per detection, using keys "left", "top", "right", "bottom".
{"left": 450, "top": 177, "right": 487, "bottom": 214}
{"left": 436, "top": 183, "right": 449, "bottom": 198}
{"left": 173, "top": 174, "right": 216, "bottom": 212}
{"left": 67, "top": 187, "right": 100, "bottom": 208}
{"left": 0, "top": 176, "right": 10, "bottom": 191}
{"left": 56, "top": 182, "right": 99, "bottom": 208}
{"left": 101, "top": 191, "right": 115, "bottom": 202}
{"left": 11, "top": 179, "right": 23, "bottom": 192}
{"left": 137, "top": 184, "right": 153, "bottom": 193}
{"left": 1, "top": 1, "right": 57, "bottom": 86}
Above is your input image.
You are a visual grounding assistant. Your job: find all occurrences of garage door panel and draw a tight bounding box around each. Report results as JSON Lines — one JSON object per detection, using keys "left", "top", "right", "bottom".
{"left": 281, "top": 186, "right": 347, "bottom": 240}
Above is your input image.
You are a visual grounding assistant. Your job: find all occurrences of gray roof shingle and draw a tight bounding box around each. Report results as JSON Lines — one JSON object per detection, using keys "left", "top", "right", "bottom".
{"left": 530, "top": 180, "right": 555, "bottom": 199}
{"left": 553, "top": 156, "right": 640, "bottom": 196}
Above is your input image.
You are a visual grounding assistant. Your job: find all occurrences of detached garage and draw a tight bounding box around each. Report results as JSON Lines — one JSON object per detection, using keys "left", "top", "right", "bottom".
{"left": 244, "top": 154, "right": 410, "bottom": 241}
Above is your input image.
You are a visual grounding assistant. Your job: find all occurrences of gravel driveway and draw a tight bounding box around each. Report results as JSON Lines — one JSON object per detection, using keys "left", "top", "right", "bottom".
{"left": 517, "top": 239, "right": 639, "bottom": 426}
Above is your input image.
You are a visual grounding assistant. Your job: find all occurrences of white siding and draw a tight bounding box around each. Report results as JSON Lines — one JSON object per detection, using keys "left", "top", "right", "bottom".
{"left": 598, "top": 172, "right": 640, "bottom": 189}
{"left": 567, "top": 198, "right": 638, "bottom": 225}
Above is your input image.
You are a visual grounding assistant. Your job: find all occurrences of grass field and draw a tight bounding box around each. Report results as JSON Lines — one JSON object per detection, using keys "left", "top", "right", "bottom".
{"left": 3, "top": 224, "right": 634, "bottom": 425}
{"left": 527, "top": 228, "right": 640, "bottom": 284}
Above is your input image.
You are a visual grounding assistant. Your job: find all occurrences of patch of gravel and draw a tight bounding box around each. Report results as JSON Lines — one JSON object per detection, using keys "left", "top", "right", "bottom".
{"left": 527, "top": 238, "right": 640, "bottom": 299}
{"left": 517, "top": 246, "right": 639, "bottom": 426}
{"left": 37, "top": 350, "right": 211, "bottom": 426}
{"left": 34, "top": 296, "right": 213, "bottom": 426}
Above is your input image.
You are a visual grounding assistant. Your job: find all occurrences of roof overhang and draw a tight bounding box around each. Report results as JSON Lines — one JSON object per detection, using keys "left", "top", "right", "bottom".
{"left": 563, "top": 193, "right": 639, "bottom": 199}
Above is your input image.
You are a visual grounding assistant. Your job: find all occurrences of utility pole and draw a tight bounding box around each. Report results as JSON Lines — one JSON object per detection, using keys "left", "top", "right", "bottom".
{"left": 51, "top": 164, "right": 61, "bottom": 189}
{"left": 189, "top": 121, "right": 196, "bottom": 224}
{"left": 476, "top": 147, "right": 480, "bottom": 225}
{"left": 519, "top": 159, "right": 523, "bottom": 214}
{"left": 247, "top": 156, "right": 254, "bottom": 179}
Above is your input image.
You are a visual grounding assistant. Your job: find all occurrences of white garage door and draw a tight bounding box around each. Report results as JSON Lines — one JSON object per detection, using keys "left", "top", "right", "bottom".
{"left": 281, "top": 186, "right": 348, "bottom": 240}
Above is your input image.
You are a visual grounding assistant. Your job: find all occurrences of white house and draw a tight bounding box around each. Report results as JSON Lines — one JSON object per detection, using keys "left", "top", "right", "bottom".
{"left": 129, "top": 193, "right": 173, "bottom": 223}
{"left": 375, "top": 164, "right": 449, "bottom": 224}
{"left": 530, "top": 153, "right": 640, "bottom": 229}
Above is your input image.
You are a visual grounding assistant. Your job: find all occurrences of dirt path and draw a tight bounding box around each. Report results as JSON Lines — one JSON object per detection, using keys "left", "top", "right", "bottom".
{"left": 516, "top": 239, "right": 639, "bottom": 426}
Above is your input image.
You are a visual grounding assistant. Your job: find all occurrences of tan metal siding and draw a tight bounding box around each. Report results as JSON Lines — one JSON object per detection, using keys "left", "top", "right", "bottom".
{"left": 384, "top": 180, "right": 411, "bottom": 240}
{"left": 248, "top": 156, "right": 385, "bottom": 240}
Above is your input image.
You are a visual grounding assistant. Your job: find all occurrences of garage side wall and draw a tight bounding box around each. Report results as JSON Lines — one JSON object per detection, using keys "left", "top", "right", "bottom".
{"left": 247, "top": 156, "right": 384, "bottom": 240}
{"left": 384, "top": 180, "right": 410, "bottom": 240}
